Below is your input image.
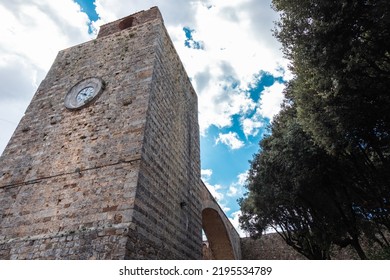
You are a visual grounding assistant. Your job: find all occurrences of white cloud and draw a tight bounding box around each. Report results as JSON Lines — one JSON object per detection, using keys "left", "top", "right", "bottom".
{"left": 258, "top": 82, "right": 285, "bottom": 121}
{"left": 216, "top": 132, "right": 244, "bottom": 150}
{"left": 227, "top": 171, "right": 248, "bottom": 197}
{"left": 242, "top": 117, "right": 264, "bottom": 138}
{"left": 204, "top": 181, "right": 224, "bottom": 203}
{"left": 0, "top": 0, "right": 93, "bottom": 155}
{"left": 170, "top": 0, "right": 286, "bottom": 134}
{"left": 197, "top": 81, "right": 256, "bottom": 134}
{"left": 201, "top": 168, "right": 224, "bottom": 203}
{"left": 239, "top": 80, "right": 285, "bottom": 139}
{"left": 229, "top": 210, "right": 274, "bottom": 236}
{"left": 95, "top": 0, "right": 200, "bottom": 27}
{"left": 94, "top": 0, "right": 286, "bottom": 135}
{"left": 237, "top": 171, "right": 248, "bottom": 186}
{"left": 227, "top": 186, "right": 238, "bottom": 197}
{"left": 0, "top": 0, "right": 287, "bottom": 155}
{"left": 229, "top": 210, "right": 248, "bottom": 237}
{"left": 0, "top": 1, "right": 91, "bottom": 70}
{"left": 222, "top": 206, "right": 231, "bottom": 213}
{"left": 201, "top": 169, "right": 213, "bottom": 181}
{"left": 201, "top": 167, "right": 232, "bottom": 213}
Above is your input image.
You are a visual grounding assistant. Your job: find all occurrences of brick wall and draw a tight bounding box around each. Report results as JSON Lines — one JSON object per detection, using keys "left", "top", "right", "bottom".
{"left": 241, "top": 233, "right": 388, "bottom": 260}
{"left": 0, "top": 163, "right": 138, "bottom": 259}
{"left": 0, "top": 7, "right": 201, "bottom": 259}
{"left": 97, "top": 7, "right": 162, "bottom": 39}
{"left": 127, "top": 20, "right": 202, "bottom": 259}
{"left": 241, "top": 235, "right": 305, "bottom": 260}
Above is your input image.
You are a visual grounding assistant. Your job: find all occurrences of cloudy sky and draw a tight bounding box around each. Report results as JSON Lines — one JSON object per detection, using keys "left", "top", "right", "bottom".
{"left": 0, "top": 0, "right": 290, "bottom": 236}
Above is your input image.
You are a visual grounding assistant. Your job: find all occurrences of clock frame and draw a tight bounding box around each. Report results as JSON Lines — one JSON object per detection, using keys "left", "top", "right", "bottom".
{"left": 64, "top": 77, "right": 105, "bottom": 110}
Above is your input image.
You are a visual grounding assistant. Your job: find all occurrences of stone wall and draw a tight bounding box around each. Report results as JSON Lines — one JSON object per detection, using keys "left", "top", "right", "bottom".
{"left": 124, "top": 13, "right": 203, "bottom": 259}
{"left": 0, "top": 7, "right": 202, "bottom": 259}
{"left": 97, "top": 7, "right": 162, "bottom": 39}
{"left": 241, "top": 233, "right": 388, "bottom": 260}
{"left": 0, "top": 163, "right": 138, "bottom": 259}
{"left": 241, "top": 235, "right": 305, "bottom": 260}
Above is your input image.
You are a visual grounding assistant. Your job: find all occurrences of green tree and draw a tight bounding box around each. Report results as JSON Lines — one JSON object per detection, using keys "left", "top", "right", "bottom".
{"left": 241, "top": 0, "right": 390, "bottom": 257}
{"left": 272, "top": 0, "right": 390, "bottom": 197}
{"left": 241, "top": 0, "right": 390, "bottom": 260}
{"left": 274, "top": 0, "right": 390, "bottom": 150}
{"left": 240, "top": 104, "right": 368, "bottom": 259}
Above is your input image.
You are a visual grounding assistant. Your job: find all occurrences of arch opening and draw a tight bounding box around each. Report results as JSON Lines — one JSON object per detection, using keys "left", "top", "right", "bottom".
{"left": 119, "top": 16, "right": 134, "bottom": 30}
{"left": 202, "top": 208, "right": 235, "bottom": 260}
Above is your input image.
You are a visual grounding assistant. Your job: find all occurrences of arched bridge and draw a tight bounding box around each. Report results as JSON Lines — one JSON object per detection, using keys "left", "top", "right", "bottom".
{"left": 200, "top": 181, "right": 241, "bottom": 259}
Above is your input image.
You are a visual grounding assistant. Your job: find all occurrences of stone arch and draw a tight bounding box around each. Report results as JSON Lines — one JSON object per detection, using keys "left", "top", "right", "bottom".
{"left": 202, "top": 208, "right": 235, "bottom": 259}
{"left": 200, "top": 181, "right": 241, "bottom": 259}
{"left": 118, "top": 16, "right": 134, "bottom": 30}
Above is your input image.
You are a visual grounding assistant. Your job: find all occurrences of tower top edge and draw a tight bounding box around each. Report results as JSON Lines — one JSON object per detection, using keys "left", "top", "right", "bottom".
{"left": 97, "top": 6, "right": 163, "bottom": 38}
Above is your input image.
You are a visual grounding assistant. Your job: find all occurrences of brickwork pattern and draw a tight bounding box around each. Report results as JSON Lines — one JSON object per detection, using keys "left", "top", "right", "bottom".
{"left": 241, "top": 235, "right": 305, "bottom": 260}
{"left": 0, "top": 7, "right": 202, "bottom": 259}
{"left": 97, "top": 7, "right": 162, "bottom": 39}
{"left": 0, "top": 162, "right": 139, "bottom": 259}
{"left": 241, "top": 233, "right": 386, "bottom": 260}
{"left": 127, "top": 21, "right": 202, "bottom": 259}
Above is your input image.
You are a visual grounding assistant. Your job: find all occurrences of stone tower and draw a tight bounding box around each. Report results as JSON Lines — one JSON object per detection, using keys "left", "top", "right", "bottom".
{"left": 0, "top": 7, "right": 203, "bottom": 259}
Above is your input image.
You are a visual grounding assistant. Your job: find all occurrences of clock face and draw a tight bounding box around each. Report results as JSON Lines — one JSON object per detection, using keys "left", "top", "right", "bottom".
{"left": 64, "top": 77, "right": 104, "bottom": 110}
{"left": 76, "top": 87, "right": 95, "bottom": 104}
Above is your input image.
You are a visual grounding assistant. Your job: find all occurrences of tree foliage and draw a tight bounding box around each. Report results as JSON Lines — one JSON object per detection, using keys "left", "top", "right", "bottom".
{"left": 240, "top": 0, "right": 390, "bottom": 259}
{"left": 240, "top": 103, "right": 369, "bottom": 259}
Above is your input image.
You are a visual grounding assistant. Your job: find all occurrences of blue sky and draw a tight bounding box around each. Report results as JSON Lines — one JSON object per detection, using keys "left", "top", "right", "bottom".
{"left": 74, "top": 0, "right": 99, "bottom": 20}
{"left": 0, "top": 0, "right": 290, "bottom": 236}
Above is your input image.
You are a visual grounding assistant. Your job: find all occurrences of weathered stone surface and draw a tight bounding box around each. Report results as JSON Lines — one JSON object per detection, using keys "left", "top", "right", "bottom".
{"left": 241, "top": 232, "right": 389, "bottom": 260}
{"left": 201, "top": 181, "right": 241, "bottom": 260}
{"left": 0, "top": 6, "right": 202, "bottom": 260}
{"left": 241, "top": 235, "right": 305, "bottom": 260}
{"left": 0, "top": 6, "right": 241, "bottom": 260}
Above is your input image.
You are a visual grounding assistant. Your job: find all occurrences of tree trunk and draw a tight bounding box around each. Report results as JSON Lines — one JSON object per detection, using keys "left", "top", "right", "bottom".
{"left": 351, "top": 237, "right": 367, "bottom": 260}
